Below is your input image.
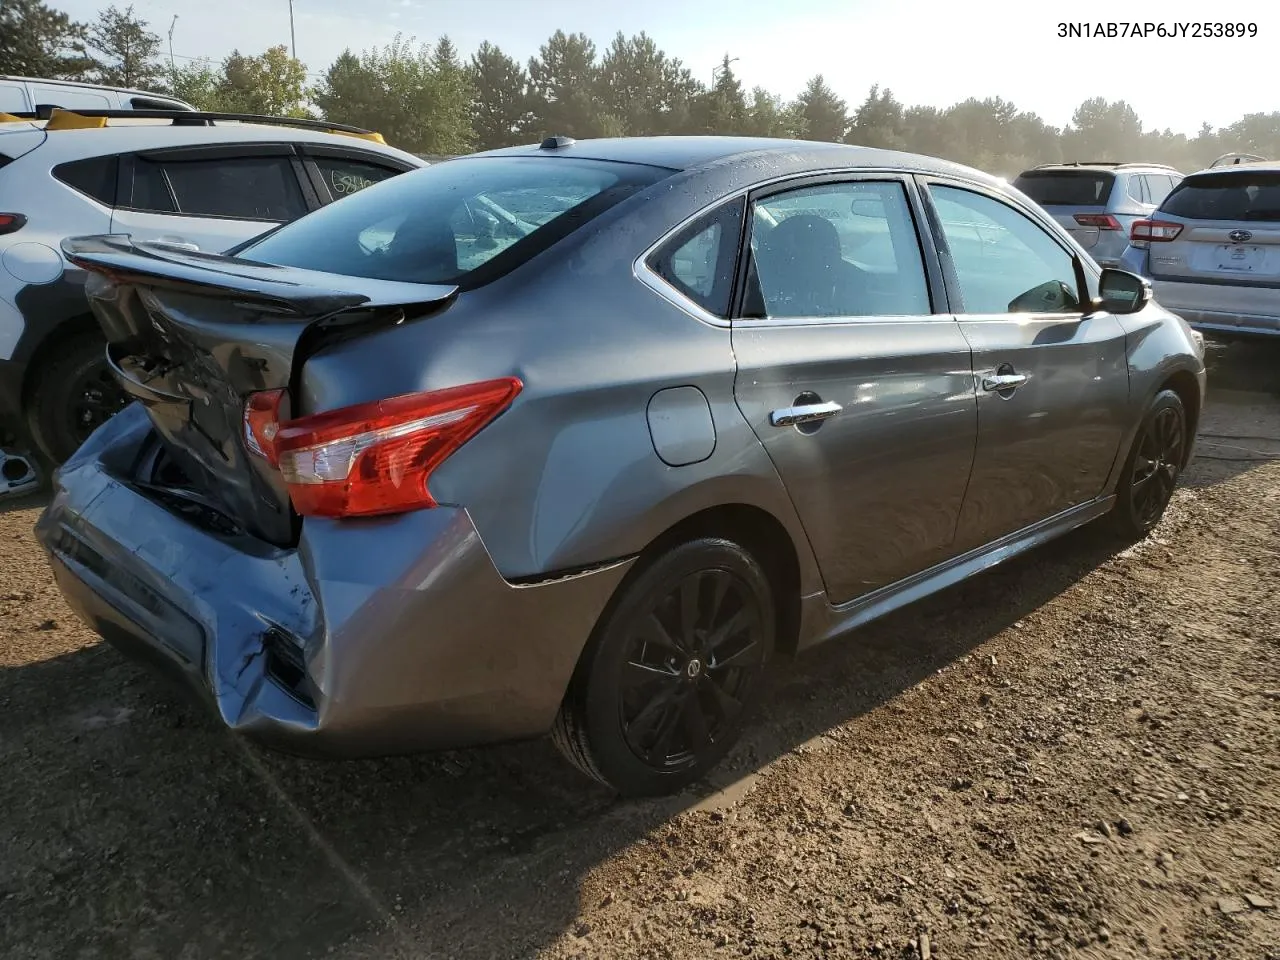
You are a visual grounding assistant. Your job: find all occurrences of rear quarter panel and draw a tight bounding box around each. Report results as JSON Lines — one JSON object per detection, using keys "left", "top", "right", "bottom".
{"left": 296, "top": 160, "right": 825, "bottom": 591}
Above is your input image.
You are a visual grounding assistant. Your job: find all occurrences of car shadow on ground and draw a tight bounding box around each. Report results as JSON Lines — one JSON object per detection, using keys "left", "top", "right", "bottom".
{"left": 0, "top": 517, "right": 1127, "bottom": 960}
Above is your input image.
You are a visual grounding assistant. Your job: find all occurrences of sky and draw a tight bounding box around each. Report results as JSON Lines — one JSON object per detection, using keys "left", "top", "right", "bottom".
{"left": 50, "top": 0, "right": 1278, "bottom": 135}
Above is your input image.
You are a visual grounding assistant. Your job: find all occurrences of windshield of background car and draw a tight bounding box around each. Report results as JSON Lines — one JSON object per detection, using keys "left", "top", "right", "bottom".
{"left": 1013, "top": 171, "right": 1116, "bottom": 206}
{"left": 1160, "top": 170, "right": 1280, "bottom": 222}
{"left": 240, "top": 156, "right": 672, "bottom": 285}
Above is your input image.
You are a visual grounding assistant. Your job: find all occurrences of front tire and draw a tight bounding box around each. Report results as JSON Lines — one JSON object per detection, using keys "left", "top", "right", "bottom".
{"left": 26, "top": 333, "right": 128, "bottom": 465}
{"left": 1108, "top": 388, "right": 1187, "bottom": 540}
{"left": 553, "top": 537, "right": 776, "bottom": 798}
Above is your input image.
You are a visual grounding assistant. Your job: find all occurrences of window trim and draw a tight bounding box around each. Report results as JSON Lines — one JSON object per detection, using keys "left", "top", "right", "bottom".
{"left": 729, "top": 172, "right": 947, "bottom": 327}
{"left": 916, "top": 176, "right": 1095, "bottom": 320}
{"left": 643, "top": 196, "right": 746, "bottom": 321}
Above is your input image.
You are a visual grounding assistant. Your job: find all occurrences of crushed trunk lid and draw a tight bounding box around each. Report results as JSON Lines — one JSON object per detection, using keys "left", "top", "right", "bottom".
{"left": 62, "top": 234, "right": 458, "bottom": 544}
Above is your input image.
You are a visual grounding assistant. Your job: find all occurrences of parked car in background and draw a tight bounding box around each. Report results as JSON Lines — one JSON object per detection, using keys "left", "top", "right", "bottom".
{"left": 1121, "top": 159, "right": 1280, "bottom": 339}
{"left": 0, "top": 76, "right": 194, "bottom": 114}
{"left": 1012, "top": 162, "right": 1182, "bottom": 269}
{"left": 0, "top": 108, "right": 424, "bottom": 465}
{"left": 39, "top": 135, "right": 1205, "bottom": 797}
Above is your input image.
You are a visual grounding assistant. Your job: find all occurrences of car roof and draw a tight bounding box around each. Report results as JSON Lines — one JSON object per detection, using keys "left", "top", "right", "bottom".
{"left": 1018, "top": 163, "right": 1178, "bottom": 174}
{"left": 1186, "top": 159, "right": 1280, "bottom": 176}
{"left": 0, "top": 75, "right": 191, "bottom": 104}
{"left": 473, "top": 135, "right": 1005, "bottom": 183}
{"left": 0, "top": 117, "right": 424, "bottom": 166}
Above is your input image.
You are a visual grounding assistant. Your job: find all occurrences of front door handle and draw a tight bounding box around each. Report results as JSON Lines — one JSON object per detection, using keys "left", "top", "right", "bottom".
{"left": 770, "top": 401, "right": 843, "bottom": 427}
{"left": 982, "top": 373, "right": 1028, "bottom": 392}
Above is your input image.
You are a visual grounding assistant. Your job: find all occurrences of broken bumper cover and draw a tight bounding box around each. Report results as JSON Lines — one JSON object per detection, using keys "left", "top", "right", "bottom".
{"left": 35, "top": 404, "right": 634, "bottom": 758}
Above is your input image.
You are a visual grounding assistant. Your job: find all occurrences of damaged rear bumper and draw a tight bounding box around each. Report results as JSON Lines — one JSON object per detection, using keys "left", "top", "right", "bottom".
{"left": 36, "top": 404, "right": 634, "bottom": 758}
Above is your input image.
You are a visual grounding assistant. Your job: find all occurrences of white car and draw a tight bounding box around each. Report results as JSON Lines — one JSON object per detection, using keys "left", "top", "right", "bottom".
{"left": 0, "top": 75, "right": 194, "bottom": 114}
{"left": 0, "top": 108, "right": 424, "bottom": 466}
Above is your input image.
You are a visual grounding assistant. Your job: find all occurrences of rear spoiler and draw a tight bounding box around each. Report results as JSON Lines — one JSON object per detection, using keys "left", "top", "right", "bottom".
{"left": 61, "top": 234, "right": 458, "bottom": 318}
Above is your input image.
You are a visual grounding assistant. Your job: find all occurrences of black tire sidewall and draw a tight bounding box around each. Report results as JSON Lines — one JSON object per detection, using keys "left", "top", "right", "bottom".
{"left": 574, "top": 537, "right": 776, "bottom": 797}
{"left": 27, "top": 334, "right": 113, "bottom": 465}
{"left": 1114, "top": 389, "right": 1185, "bottom": 538}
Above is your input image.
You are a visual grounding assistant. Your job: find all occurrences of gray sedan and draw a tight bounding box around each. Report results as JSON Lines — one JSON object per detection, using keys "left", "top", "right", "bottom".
{"left": 39, "top": 136, "right": 1205, "bottom": 797}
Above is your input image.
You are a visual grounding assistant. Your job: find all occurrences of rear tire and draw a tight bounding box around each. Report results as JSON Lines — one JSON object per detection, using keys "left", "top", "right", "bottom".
{"left": 1107, "top": 389, "right": 1186, "bottom": 540}
{"left": 26, "top": 332, "right": 127, "bottom": 465}
{"left": 552, "top": 537, "right": 776, "bottom": 797}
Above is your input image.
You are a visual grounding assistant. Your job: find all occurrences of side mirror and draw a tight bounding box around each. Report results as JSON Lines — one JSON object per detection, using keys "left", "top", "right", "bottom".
{"left": 1097, "top": 267, "right": 1152, "bottom": 315}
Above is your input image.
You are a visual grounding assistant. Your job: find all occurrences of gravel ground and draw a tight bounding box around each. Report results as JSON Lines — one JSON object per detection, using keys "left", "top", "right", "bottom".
{"left": 1, "top": 339, "right": 1278, "bottom": 960}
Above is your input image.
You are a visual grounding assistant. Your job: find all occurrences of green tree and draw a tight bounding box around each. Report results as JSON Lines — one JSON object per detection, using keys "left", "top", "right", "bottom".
{"left": 744, "top": 86, "right": 805, "bottom": 138}
{"left": 470, "top": 41, "right": 530, "bottom": 150}
{"left": 85, "top": 4, "right": 164, "bottom": 90}
{"left": 1063, "top": 97, "right": 1144, "bottom": 162}
{"left": 0, "top": 0, "right": 91, "bottom": 80}
{"left": 793, "top": 74, "right": 847, "bottom": 143}
{"left": 215, "top": 45, "right": 309, "bottom": 117}
{"left": 312, "top": 35, "right": 473, "bottom": 154}
{"left": 428, "top": 35, "right": 474, "bottom": 152}
{"left": 527, "top": 30, "right": 603, "bottom": 139}
{"left": 598, "top": 32, "right": 700, "bottom": 136}
{"left": 168, "top": 59, "right": 222, "bottom": 110}
{"left": 849, "top": 84, "right": 905, "bottom": 149}
{"left": 695, "top": 55, "right": 747, "bottom": 134}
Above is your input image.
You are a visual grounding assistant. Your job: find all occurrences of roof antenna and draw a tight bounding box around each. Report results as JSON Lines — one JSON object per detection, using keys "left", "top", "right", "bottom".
{"left": 540, "top": 136, "right": 575, "bottom": 150}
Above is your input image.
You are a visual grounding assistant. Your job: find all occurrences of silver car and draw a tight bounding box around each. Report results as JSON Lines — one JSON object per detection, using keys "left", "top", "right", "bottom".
{"left": 38, "top": 137, "right": 1205, "bottom": 797}
{"left": 1121, "top": 159, "right": 1280, "bottom": 338}
{"left": 1013, "top": 162, "right": 1182, "bottom": 268}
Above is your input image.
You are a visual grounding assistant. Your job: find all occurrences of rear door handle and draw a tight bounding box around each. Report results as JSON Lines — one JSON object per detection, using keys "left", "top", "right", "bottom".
{"left": 982, "top": 373, "right": 1028, "bottom": 392}
{"left": 153, "top": 237, "right": 200, "bottom": 252}
{"left": 770, "top": 401, "right": 843, "bottom": 427}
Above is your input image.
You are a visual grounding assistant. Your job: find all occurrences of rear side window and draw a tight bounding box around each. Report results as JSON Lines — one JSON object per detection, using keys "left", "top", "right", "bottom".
{"left": 54, "top": 156, "right": 119, "bottom": 205}
{"left": 1125, "top": 175, "right": 1147, "bottom": 204}
{"left": 312, "top": 156, "right": 401, "bottom": 201}
{"left": 1013, "top": 171, "right": 1116, "bottom": 206}
{"left": 0, "top": 83, "right": 27, "bottom": 113}
{"left": 242, "top": 156, "right": 671, "bottom": 287}
{"left": 130, "top": 156, "right": 305, "bottom": 221}
{"left": 1146, "top": 174, "right": 1176, "bottom": 205}
{"left": 1161, "top": 171, "right": 1280, "bottom": 222}
{"left": 649, "top": 198, "right": 744, "bottom": 318}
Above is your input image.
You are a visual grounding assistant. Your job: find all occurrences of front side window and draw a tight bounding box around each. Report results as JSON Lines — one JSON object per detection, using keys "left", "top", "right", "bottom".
{"left": 312, "top": 156, "right": 401, "bottom": 202}
{"left": 242, "top": 156, "right": 670, "bottom": 287}
{"left": 742, "top": 180, "right": 931, "bottom": 319}
{"left": 930, "top": 185, "right": 1082, "bottom": 315}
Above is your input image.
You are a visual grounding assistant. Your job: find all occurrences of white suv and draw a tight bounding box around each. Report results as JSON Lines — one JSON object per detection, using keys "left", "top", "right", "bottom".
{"left": 0, "top": 108, "right": 424, "bottom": 465}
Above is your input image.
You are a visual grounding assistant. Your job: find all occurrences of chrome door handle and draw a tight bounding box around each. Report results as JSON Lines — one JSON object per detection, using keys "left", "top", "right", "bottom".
{"left": 153, "top": 237, "right": 200, "bottom": 252}
{"left": 982, "top": 373, "right": 1028, "bottom": 392}
{"left": 770, "top": 401, "right": 843, "bottom": 427}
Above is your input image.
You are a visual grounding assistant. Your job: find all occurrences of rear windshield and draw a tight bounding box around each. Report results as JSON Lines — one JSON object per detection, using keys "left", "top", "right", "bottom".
{"left": 1013, "top": 171, "right": 1116, "bottom": 206}
{"left": 241, "top": 156, "right": 671, "bottom": 286}
{"left": 1160, "top": 170, "right": 1280, "bottom": 222}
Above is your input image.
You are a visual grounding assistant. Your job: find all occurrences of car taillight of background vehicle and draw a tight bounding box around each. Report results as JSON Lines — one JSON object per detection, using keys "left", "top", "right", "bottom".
{"left": 1073, "top": 213, "right": 1121, "bottom": 230}
{"left": 242, "top": 378, "right": 522, "bottom": 518}
{"left": 1129, "top": 220, "right": 1183, "bottom": 248}
{"left": 0, "top": 213, "right": 27, "bottom": 235}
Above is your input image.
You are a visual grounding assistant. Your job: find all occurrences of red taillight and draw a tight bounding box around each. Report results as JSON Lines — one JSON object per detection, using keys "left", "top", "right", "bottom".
{"left": 244, "top": 388, "right": 287, "bottom": 467}
{"left": 1073, "top": 213, "right": 1121, "bottom": 230}
{"left": 265, "top": 377, "right": 522, "bottom": 518}
{"left": 1130, "top": 219, "right": 1183, "bottom": 247}
{"left": 0, "top": 213, "right": 27, "bottom": 235}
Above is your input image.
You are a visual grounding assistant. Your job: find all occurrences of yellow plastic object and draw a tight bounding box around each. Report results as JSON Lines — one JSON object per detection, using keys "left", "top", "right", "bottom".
{"left": 0, "top": 112, "right": 27, "bottom": 123}
{"left": 45, "top": 109, "right": 108, "bottom": 130}
{"left": 331, "top": 129, "right": 386, "bottom": 145}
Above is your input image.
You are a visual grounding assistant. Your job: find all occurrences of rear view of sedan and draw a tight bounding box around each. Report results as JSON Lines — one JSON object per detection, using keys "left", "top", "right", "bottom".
{"left": 39, "top": 136, "right": 1205, "bottom": 797}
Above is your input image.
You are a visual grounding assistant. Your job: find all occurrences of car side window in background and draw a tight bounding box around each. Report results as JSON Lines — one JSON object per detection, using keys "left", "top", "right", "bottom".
{"left": 1145, "top": 174, "right": 1175, "bottom": 205}
{"left": 312, "top": 157, "right": 400, "bottom": 201}
{"left": 130, "top": 158, "right": 177, "bottom": 212}
{"left": 31, "top": 86, "right": 111, "bottom": 110}
{"left": 0, "top": 83, "right": 28, "bottom": 113}
{"left": 161, "top": 157, "right": 306, "bottom": 221}
{"left": 648, "top": 197, "right": 745, "bottom": 318}
{"left": 930, "top": 185, "right": 1082, "bottom": 315}
{"left": 1126, "top": 175, "right": 1148, "bottom": 204}
{"left": 742, "top": 180, "right": 931, "bottom": 319}
{"left": 53, "top": 157, "right": 120, "bottom": 206}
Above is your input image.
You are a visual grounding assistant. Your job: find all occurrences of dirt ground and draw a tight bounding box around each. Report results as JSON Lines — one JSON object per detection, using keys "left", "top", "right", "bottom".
{"left": 1, "top": 339, "right": 1278, "bottom": 960}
